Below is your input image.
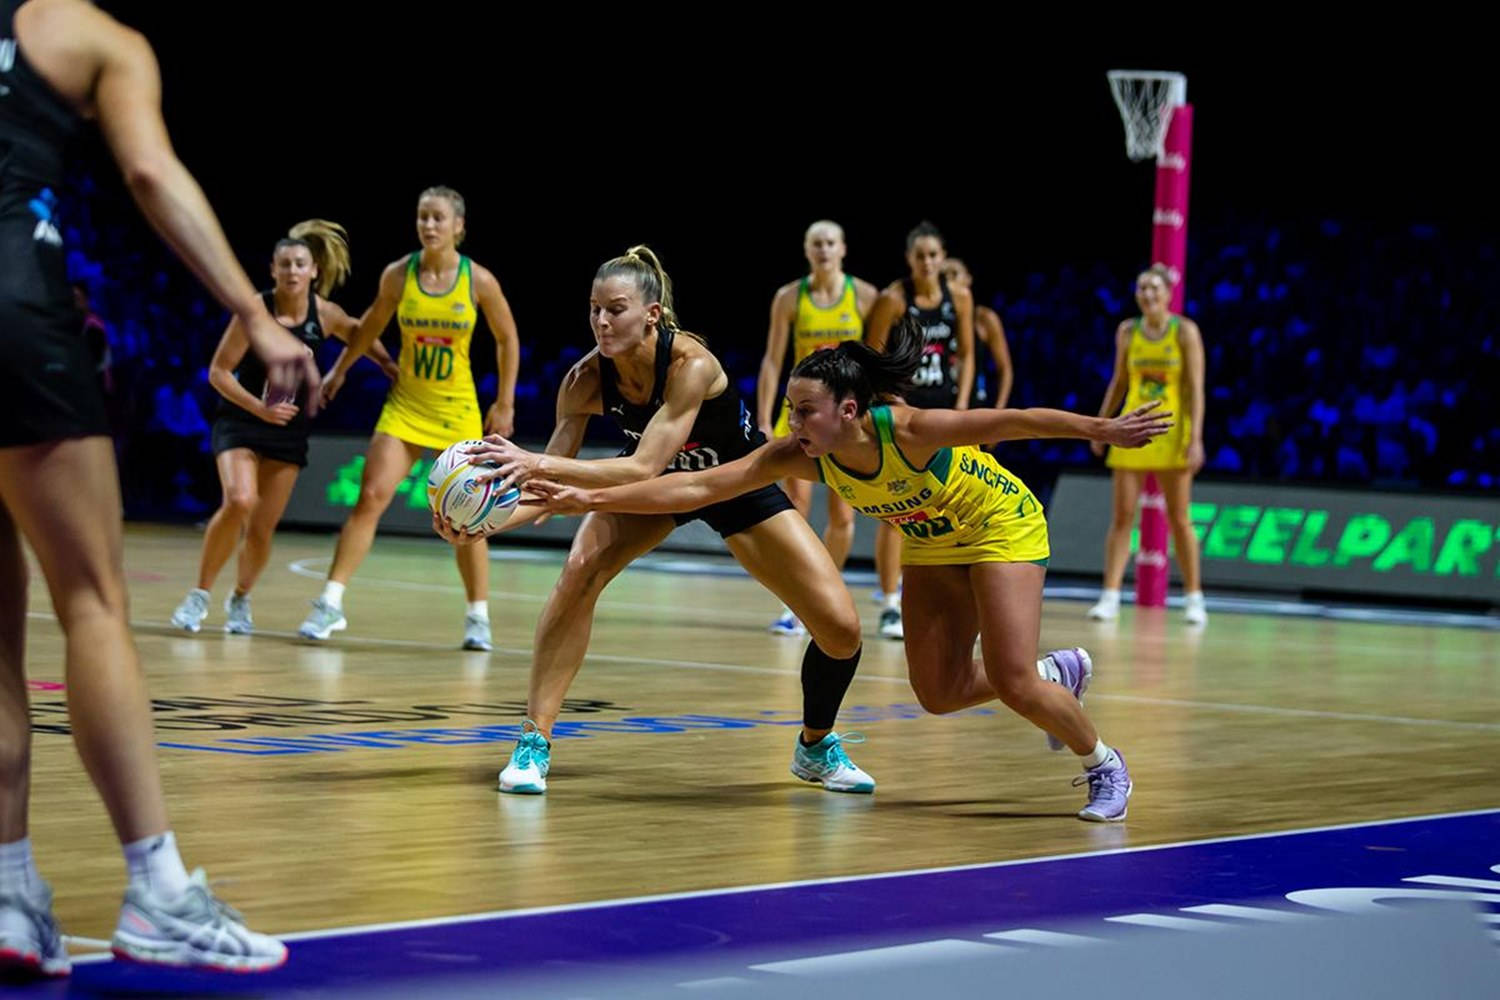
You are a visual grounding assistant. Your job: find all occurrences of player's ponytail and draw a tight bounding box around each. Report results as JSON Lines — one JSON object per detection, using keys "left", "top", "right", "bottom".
{"left": 595, "top": 245, "right": 704, "bottom": 344}
{"left": 791, "top": 314, "right": 925, "bottom": 413}
{"left": 280, "top": 219, "right": 351, "bottom": 297}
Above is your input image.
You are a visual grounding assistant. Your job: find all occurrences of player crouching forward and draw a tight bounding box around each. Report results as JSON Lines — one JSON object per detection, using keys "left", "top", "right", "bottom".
{"left": 524, "top": 315, "right": 1172, "bottom": 821}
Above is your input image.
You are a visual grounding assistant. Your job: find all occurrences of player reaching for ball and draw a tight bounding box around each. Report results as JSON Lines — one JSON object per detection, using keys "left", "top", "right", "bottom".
{"left": 297, "top": 187, "right": 520, "bottom": 650}
{"left": 523, "top": 315, "right": 1173, "bottom": 822}
{"left": 435, "top": 245, "right": 879, "bottom": 796}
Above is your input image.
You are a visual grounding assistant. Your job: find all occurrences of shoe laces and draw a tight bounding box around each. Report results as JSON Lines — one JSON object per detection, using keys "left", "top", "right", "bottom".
{"left": 815, "top": 731, "right": 865, "bottom": 768}
{"left": 512, "top": 726, "right": 549, "bottom": 768}
{"left": 175, "top": 871, "right": 245, "bottom": 929}
{"left": 1072, "top": 762, "right": 1126, "bottom": 796}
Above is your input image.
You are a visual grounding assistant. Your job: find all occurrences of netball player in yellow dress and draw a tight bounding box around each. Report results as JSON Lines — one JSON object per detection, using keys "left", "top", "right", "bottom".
{"left": 755, "top": 220, "right": 877, "bottom": 635}
{"left": 1087, "top": 265, "right": 1207, "bottom": 625}
{"left": 524, "top": 317, "right": 1171, "bottom": 822}
{"left": 301, "top": 187, "right": 520, "bottom": 649}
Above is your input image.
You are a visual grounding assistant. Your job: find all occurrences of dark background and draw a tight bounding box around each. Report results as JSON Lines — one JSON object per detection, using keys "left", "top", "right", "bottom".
{"left": 69, "top": 9, "right": 1499, "bottom": 514}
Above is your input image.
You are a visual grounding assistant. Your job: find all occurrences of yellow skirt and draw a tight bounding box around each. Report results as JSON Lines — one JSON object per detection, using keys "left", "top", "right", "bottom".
{"left": 900, "top": 495, "right": 1051, "bottom": 566}
{"left": 374, "top": 383, "right": 482, "bottom": 452}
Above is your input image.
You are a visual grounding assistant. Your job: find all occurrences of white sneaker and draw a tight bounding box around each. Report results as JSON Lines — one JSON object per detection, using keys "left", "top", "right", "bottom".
{"left": 878, "top": 607, "right": 904, "bottom": 640}
{"left": 223, "top": 593, "right": 253, "bottom": 635}
{"left": 1184, "top": 593, "right": 1208, "bottom": 626}
{"left": 169, "top": 589, "right": 210, "bottom": 633}
{"left": 111, "top": 869, "right": 286, "bottom": 972}
{"left": 1086, "top": 592, "right": 1120, "bottom": 621}
{"left": 0, "top": 882, "right": 70, "bottom": 978}
{"left": 462, "top": 614, "right": 492, "bottom": 651}
{"left": 768, "top": 611, "right": 806, "bottom": 637}
{"left": 298, "top": 599, "right": 347, "bottom": 641}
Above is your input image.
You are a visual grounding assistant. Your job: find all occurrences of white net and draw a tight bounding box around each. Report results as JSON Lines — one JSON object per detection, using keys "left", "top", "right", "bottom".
{"left": 1107, "top": 70, "right": 1187, "bottom": 162}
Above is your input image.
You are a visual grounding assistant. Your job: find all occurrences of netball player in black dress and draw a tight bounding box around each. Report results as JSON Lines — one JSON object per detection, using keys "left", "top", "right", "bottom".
{"left": 0, "top": 0, "right": 299, "bottom": 976}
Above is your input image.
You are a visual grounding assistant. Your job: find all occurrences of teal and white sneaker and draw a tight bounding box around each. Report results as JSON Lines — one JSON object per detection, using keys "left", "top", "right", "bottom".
{"left": 169, "top": 589, "right": 210, "bottom": 633}
{"left": 499, "top": 725, "right": 551, "bottom": 794}
{"left": 297, "top": 599, "right": 346, "bottom": 641}
{"left": 223, "top": 593, "right": 253, "bottom": 635}
{"left": 791, "top": 732, "right": 876, "bottom": 793}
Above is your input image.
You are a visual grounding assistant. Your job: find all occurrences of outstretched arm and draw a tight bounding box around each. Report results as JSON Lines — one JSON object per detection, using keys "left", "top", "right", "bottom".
{"left": 471, "top": 353, "right": 724, "bottom": 491}
{"left": 524, "top": 437, "right": 815, "bottom": 517}
{"left": 904, "top": 400, "right": 1172, "bottom": 453}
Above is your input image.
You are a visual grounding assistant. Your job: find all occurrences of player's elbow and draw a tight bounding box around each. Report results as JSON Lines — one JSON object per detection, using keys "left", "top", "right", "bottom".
{"left": 629, "top": 455, "right": 670, "bottom": 482}
{"left": 119, "top": 153, "right": 173, "bottom": 201}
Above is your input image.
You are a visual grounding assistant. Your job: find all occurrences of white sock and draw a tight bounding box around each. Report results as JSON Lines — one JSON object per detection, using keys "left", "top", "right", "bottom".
{"left": 467, "top": 601, "right": 489, "bottom": 620}
{"left": 123, "top": 831, "right": 191, "bottom": 898}
{"left": 189, "top": 587, "right": 209, "bottom": 600}
{"left": 1036, "top": 656, "right": 1062, "bottom": 684}
{"left": 1079, "top": 740, "right": 1114, "bottom": 769}
{"left": 1097, "top": 588, "right": 1121, "bottom": 604}
{"left": 0, "top": 836, "right": 42, "bottom": 897}
{"left": 883, "top": 593, "right": 900, "bottom": 611}
{"left": 321, "top": 581, "right": 346, "bottom": 610}
{"left": 1185, "top": 590, "right": 1204, "bottom": 604}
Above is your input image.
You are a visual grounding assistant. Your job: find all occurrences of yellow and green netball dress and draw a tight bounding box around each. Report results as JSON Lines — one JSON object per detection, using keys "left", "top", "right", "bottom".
{"left": 773, "top": 276, "right": 863, "bottom": 437}
{"left": 1107, "top": 316, "right": 1188, "bottom": 470}
{"left": 374, "top": 253, "right": 483, "bottom": 449}
{"left": 815, "top": 406, "right": 1049, "bottom": 565}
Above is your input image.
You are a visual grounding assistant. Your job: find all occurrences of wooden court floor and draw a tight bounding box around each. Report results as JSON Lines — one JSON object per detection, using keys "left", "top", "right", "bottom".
{"left": 21, "top": 524, "right": 1500, "bottom": 951}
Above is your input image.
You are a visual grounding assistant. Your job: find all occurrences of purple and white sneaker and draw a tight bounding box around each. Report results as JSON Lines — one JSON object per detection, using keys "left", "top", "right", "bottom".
{"left": 1041, "top": 647, "right": 1093, "bottom": 751}
{"left": 1074, "top": 750, "right": 1132, "bottom": 822}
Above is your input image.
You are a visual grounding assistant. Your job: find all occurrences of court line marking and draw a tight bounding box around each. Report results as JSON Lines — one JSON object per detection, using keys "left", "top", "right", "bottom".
{"left": 26, "top": 612, "right": 1500, "bottom": 731}
{"left": 70, "top": 803, "right": 1500, "bottom": 959}
{"left": 280, "top": 556, "right": 1500, "bottom": 656}
{"left": 63, "top": 805, "right": 1495, "bottom": 959}
{"left": 283, "top": 557, "right": 784, "bottom": 625}
{"left": 1084, "top": 693, "right": 1500, "bottom": 733}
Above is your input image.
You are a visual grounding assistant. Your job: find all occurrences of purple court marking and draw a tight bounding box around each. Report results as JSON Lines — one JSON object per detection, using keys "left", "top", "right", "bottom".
{"left": 30, "top": 808, "right": 1500, "bottom": 997}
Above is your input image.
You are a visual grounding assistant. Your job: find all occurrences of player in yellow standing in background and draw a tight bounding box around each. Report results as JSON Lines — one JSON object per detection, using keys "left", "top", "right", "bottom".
{"left": 1088, "top": 264, "right": 1207, "bottom": 626}
{"left": 756, "top": 220, "right": 877, "bottom": 635}
{"left": 301, "top": 186, "right": 520, "bottom": 649}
